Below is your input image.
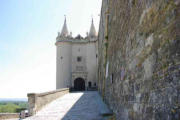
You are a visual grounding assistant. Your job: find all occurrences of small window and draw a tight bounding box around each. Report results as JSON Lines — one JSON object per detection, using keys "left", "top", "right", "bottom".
{"left": 77, "top": 56, "right": 82, "bottom": 62}
{"left": 111, "top": 73, "right": 114, "bottom": 84}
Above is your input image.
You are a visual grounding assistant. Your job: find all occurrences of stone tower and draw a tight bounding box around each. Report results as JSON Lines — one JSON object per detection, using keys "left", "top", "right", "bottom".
{"left": 55, "top": 18, "right": 98, "bottom": 90}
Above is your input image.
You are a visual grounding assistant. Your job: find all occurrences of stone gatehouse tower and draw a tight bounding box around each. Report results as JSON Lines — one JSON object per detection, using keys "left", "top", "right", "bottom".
{"left": 55, "top": 18, "right": 98, "bottom": 91}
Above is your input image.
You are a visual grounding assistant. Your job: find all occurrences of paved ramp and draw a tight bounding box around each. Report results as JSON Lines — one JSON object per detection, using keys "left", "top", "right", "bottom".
{"left": 25, "top": 91, "right": 111, "bottom": 120}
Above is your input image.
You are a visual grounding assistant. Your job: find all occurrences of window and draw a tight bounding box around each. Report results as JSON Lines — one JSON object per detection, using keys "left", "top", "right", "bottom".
{"left": 77, "top": 56, "right": 82, "bottom": 62}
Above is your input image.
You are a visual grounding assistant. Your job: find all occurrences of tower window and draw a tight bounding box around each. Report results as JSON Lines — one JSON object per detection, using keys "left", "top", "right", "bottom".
{"left": 77, "top": 56, "right": 82, "bottom": 62}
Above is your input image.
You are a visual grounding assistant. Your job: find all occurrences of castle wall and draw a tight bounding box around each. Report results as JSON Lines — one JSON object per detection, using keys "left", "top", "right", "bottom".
{"left": 27, "top": 88, "right": 69, "bottom": 116}
{"left": 98, "top": 0, "right": 180, "bottom": 119}
{"left": 86, "top": 42, "right": 98, "bottom": 87}
{"left": 71, "top": 43, "right": 87, "bottom": 87}
{"left": 72, "top": 43, "right": 87, "bottom": 73}
{"left": 56, "top": 39, "right": 98, "bottom": 90}
{"left": 71, "top": 41, "right": 98, "bottom": 88}
{"left": 56, "top": 42, "right": 72, "bottom": 89}
{"left": 98, "top": 0, "right": 109, "bottom": 95}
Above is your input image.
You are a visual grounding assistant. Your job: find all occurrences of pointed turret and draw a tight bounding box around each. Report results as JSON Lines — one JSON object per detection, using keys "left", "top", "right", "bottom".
{"left": 60, "top": 17, "right": 69, "bottom": 37}
{"left": 89, "top": 19, "right": 97, "bottom": 38}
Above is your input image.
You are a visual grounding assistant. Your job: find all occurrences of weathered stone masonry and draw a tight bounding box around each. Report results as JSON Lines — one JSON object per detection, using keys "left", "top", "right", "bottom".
{"left": 27, "top": 88, "right": 69, "bottom": 116}
{"left": 98, "top": 0, "right": 180, "bottom": 120}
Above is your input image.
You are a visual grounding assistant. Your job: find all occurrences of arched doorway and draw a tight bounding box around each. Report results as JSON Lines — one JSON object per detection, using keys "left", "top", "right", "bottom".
{"left": 74, "top": 78, "right": 85, "bottom": 91}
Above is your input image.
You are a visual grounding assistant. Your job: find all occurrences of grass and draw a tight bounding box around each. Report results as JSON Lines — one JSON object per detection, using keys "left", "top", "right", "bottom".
{"left": 0, "top": 101, "right": 28, "bottom": 113}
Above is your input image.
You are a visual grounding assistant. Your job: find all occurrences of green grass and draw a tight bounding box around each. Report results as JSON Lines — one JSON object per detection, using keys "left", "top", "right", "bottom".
{"left": 0, "top": 101, "right": 28, "bottom": 113}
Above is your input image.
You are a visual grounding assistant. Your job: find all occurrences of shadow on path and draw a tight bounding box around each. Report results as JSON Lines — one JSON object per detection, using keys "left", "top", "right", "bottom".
{"left": 62, "top": 91, "right": 104, "bottom": 120}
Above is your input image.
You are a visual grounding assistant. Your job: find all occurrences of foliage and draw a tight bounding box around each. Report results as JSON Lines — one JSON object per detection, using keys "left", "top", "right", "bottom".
{"left": 0, "top": 101, "right": 28, "bottom": 113}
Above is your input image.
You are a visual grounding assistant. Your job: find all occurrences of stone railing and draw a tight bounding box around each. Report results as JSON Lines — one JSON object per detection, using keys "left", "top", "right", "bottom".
{"left": 27, "top": 88, "right": 69, "bottom": 116}
{"left": 0, "top": 113, "right": 19, "bottom": 119}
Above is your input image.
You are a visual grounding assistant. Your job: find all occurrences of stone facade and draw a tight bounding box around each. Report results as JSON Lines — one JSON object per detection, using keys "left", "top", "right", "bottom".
{"left": 27, "top": 88, "right": 69, "bottom": 116}
{"left": 56, "top": 19, "right": 98, "bottom": 90}
{"left": 98, "top": 0, "right": 180, "bottom": 120}
{"left": 0, "top": 113, "right": 19, "bottom": 119}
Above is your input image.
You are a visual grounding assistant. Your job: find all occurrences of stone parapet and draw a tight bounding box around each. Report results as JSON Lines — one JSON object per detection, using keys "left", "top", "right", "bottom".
{"left": 0, "top": 113, "right": 19, "bottom": 119}
{"left": 27, "top": 88, "right": 69, "bottom": 116}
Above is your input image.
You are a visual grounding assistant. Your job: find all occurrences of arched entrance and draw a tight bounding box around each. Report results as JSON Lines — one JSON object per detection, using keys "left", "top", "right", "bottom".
{"left": 74, "top": 78, "right": 85, "bottom": 91}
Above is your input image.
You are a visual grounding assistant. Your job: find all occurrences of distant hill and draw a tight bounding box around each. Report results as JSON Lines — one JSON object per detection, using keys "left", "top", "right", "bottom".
{"left": 0, "top": 98, "right": 27, "bottom": 102}
{"left": 0, "top": 99, "right": 28, "bottom": 113}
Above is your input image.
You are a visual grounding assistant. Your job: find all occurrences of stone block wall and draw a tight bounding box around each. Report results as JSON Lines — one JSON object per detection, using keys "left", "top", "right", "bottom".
{"left": 98, "top": 0, "right": 180, "bottom": 119}
{"left": 0, "top": 113, "right": 19, "bottom": 119}
{"left": 27, "top": 88, "right": 69, "bottom": 116}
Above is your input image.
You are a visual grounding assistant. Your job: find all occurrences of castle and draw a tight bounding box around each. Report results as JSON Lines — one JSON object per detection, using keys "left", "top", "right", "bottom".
{"left": 26, "top": 1, "right": 180, "bottom": 119}
{"left": 55, "top": 18, "right": 98, "bottom": 91}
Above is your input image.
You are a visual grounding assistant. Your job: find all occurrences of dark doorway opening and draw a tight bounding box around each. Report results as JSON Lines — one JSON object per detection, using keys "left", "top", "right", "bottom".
{"left": 88, "top": 82, "right": 92, "bottom": 88}
{"left": 74, "top": 78, "right": 85, "bottom": 91}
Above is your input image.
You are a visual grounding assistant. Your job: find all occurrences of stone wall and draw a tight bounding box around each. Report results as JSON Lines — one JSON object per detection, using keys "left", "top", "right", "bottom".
{"left": 98, "top": 0, "right": 180, "bottom": 119}
{"left": 0, "top": 113, "right": 19, "bottom": 119}
{"left": 27, "top": 88, "right": 69, "bottom": 116}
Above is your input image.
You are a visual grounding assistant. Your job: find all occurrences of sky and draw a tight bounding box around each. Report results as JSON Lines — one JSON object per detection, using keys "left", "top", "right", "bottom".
{"left": 0, "top": 0, "right": 102, "bottom": 98}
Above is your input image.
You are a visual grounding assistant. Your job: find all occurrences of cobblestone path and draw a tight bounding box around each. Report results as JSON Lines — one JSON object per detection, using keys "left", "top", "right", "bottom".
{"left": 25, "top": 91, "right": 108, "bottom": 120}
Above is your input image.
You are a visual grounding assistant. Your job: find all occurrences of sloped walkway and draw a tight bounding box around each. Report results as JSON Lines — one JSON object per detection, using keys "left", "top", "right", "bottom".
{"left": 25, "top": 91, "right": 110, "bottom": 120}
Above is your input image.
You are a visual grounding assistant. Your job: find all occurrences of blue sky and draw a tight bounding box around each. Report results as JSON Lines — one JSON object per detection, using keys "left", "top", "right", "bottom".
{"left": 0, "top": 0, "right": 102, "bottom": 98}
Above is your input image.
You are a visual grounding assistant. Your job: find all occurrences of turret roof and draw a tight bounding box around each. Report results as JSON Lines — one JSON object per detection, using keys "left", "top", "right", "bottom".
{"left": 60, "top": 17, "right": 69, "bottom": 37}
{"left": 89, "top": 19, "right": 97, "bottom": 38}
